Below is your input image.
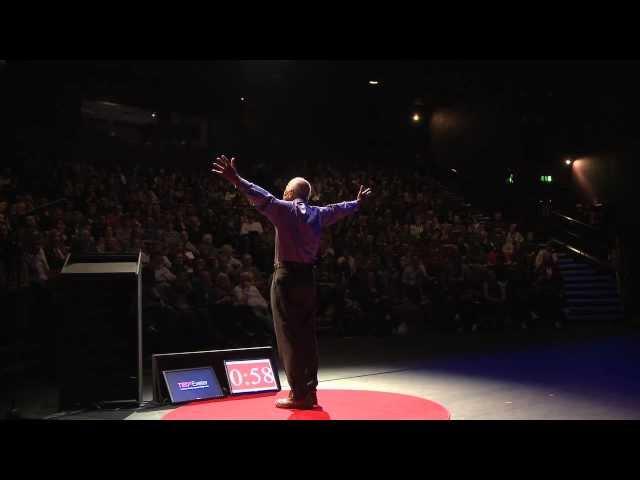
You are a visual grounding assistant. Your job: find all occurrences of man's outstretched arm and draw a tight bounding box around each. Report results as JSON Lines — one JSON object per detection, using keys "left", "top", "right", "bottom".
{"left": 211, "top": 155, "right": 291, "bottom": 224}
{"left": 319, "top": 185, "right": 372, "bottom": 227}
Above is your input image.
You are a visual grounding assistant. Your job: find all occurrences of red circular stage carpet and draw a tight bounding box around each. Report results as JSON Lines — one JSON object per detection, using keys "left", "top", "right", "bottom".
{"left": 162, "top": 389, "right": 451, "bottom": 420}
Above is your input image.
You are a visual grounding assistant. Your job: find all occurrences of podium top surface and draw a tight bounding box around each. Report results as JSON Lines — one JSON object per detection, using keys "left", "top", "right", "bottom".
{"left": 62, "top": 262, "right": 139, "bottom": 275}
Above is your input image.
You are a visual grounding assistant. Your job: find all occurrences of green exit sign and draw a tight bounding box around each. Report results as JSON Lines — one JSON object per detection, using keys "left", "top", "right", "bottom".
{"left": 540, "top": 175, "right": 553, "bottom": 183}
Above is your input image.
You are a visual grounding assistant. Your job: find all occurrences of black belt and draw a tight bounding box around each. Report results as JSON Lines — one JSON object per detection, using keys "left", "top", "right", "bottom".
{"left": 274, "top": 261, "right": 316, "bottom": 271}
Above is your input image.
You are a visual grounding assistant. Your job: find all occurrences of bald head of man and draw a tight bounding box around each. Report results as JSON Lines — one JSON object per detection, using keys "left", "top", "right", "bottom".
{"left": 283, "top": 177, "right": 312, "bottom": 202}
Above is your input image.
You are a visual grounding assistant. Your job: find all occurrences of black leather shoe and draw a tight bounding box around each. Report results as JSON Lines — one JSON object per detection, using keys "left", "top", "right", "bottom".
{"left": 275, "top": 391, "right": 317, "bottom": 410}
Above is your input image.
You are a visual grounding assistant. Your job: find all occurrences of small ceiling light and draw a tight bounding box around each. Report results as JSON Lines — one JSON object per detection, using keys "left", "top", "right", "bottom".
{"left": 565, "top": 158, "right": 572, "bottom": 165}
{"left": 151, "top": 112, "right": 157, "bottom": 118}
{"left": 412, "top": 113, "right": 421, "bottom": 123}
{"left": 369, "top": 80, "right": 379, "bottom": 85}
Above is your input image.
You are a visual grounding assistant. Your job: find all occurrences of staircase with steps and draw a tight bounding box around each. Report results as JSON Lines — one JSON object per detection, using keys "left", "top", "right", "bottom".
{"left": 557, "top": 252, "right": 624, "bottom": 322}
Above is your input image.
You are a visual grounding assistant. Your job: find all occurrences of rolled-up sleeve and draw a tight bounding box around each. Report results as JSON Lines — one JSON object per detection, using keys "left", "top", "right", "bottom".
{"left": 236, "top": 177, "right": 291, "bottom": 225}
{"left": 318, "top": 201, "right": 360, "bottom": 227}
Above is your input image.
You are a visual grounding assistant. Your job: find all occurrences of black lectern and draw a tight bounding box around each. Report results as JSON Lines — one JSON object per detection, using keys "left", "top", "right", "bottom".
{"left": 56, "top": 253, "right": 143, "bottom": 409}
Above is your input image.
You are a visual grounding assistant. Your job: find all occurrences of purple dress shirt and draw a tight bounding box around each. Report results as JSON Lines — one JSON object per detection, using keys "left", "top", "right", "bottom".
{"left": 235, "top": 177, "right": 359, "bottom": 265}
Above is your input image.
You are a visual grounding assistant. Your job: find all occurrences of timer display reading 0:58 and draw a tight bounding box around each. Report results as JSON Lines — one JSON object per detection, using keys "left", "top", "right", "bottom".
{"left": 224, "top": 358, "right": 278, "bottom": 394}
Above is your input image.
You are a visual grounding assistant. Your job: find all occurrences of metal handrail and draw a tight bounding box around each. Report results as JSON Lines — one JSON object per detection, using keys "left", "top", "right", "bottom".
{"left": 550, "top": 237, "right": 613, "bottom": 271}
{"left": 552, "top": 211, "right": 598, "bottom": 231}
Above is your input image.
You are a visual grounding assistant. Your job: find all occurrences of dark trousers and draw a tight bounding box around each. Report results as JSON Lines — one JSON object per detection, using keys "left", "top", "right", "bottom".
{"left": 270, "top": 265, "right": 318, "bottom": 399}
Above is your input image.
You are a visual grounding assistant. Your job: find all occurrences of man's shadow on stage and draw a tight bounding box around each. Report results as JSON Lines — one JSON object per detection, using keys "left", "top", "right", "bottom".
{"left": 287, "top": 407, "right": 331, "bottom": 420}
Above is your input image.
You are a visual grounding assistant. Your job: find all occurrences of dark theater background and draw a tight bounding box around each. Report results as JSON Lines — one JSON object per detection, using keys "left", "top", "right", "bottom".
{"left": 2, "top": 60, "right": 639, "bottom": 421}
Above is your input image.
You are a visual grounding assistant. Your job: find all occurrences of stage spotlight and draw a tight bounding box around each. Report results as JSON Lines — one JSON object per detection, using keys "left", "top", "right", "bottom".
{"left": 412, "top": 113, "right": 421, "bottom": 123}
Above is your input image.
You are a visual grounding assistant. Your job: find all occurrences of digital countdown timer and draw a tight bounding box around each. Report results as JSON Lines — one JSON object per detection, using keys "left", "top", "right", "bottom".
{"left": 224, "top": 358, "right": 279, "bottom": 394}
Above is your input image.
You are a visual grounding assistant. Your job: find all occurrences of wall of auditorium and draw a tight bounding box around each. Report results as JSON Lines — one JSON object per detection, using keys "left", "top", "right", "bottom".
{"left": 428, "top": 105, "right": 524, "bottom": 175}
{"left": 426, "top": 104, "right": 529, "bottom": 210}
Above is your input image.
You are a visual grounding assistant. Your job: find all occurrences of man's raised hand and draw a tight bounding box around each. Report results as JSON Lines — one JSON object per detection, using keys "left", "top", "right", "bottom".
{"left": 211, "top": 155, "right": 240, "bottom": 185}
{"left": 357, "top": 185, "right": 372, "bottom": 203}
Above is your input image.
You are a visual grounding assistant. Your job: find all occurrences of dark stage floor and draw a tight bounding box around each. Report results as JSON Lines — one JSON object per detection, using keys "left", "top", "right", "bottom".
{"left": 3, "top": 322, "right": 640, "bottom": 420}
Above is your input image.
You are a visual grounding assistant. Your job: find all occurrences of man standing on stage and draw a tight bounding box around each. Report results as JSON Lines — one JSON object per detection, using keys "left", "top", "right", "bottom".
{"left": 211, "top": 155, "right": 372, "bottom": 409}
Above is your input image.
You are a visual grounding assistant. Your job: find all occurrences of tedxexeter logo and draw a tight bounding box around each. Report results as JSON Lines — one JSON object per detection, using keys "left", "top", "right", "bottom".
{"left": 177, "top": 380, "right": 209, "bottom": 391}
